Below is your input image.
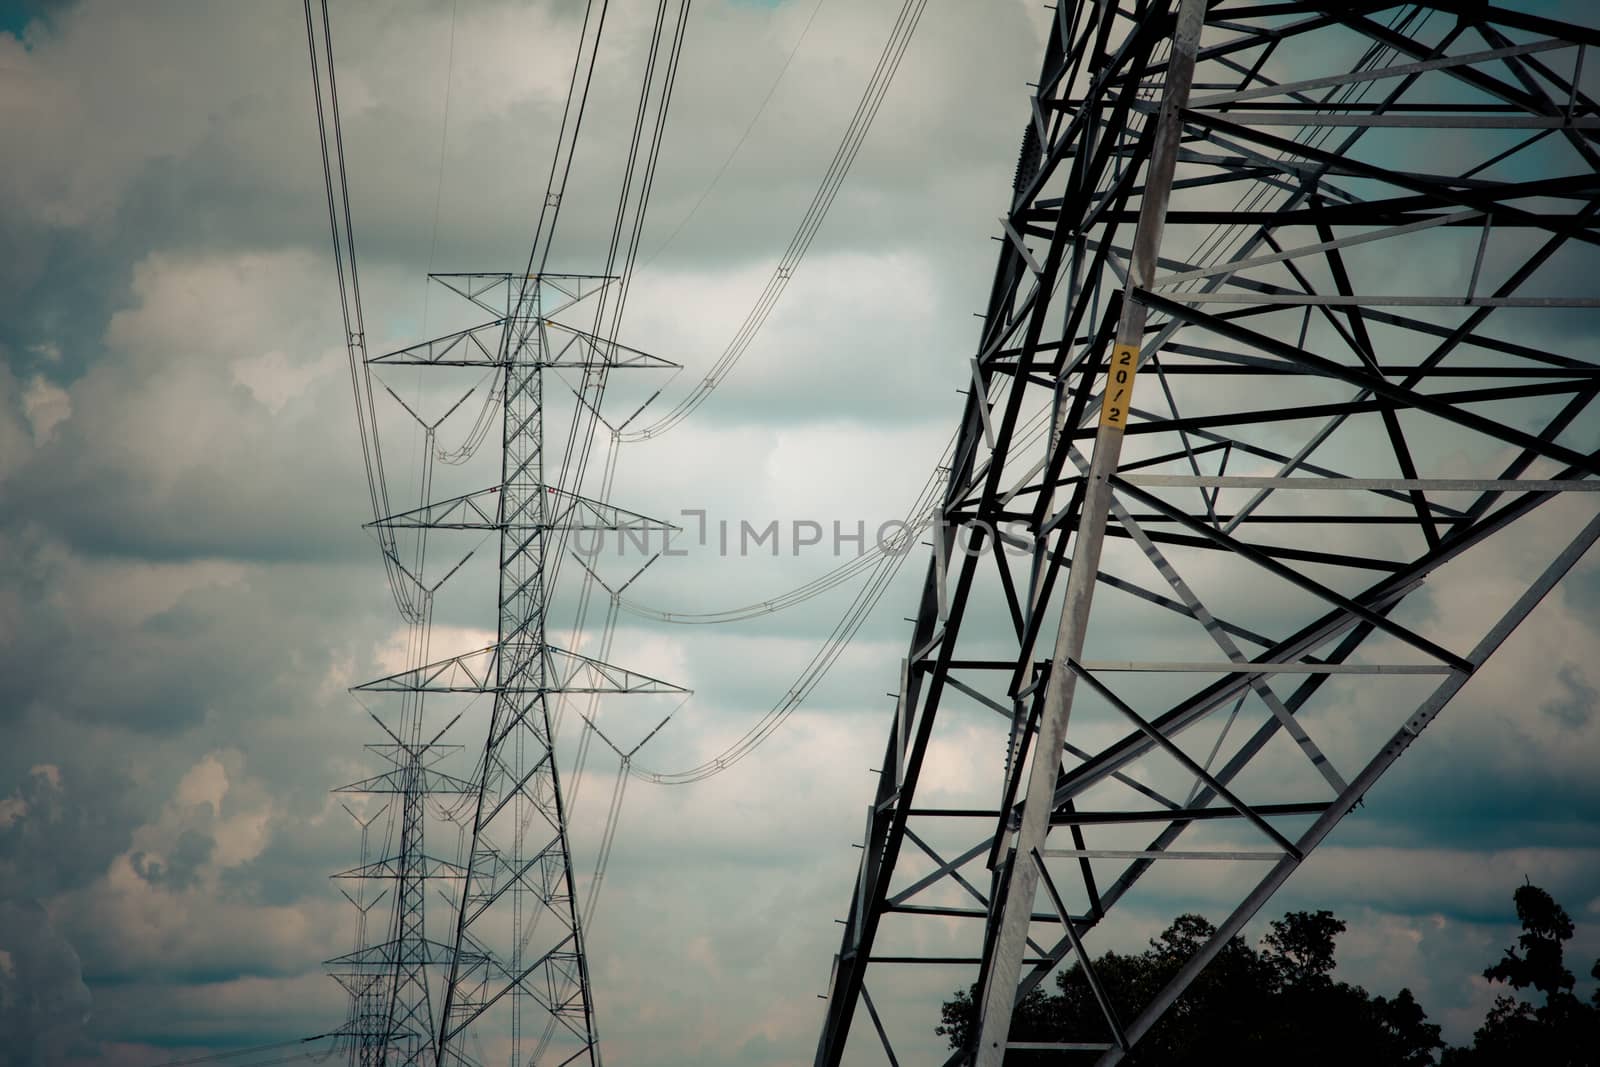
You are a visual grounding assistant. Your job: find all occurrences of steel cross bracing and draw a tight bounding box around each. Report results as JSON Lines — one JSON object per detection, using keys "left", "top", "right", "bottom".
{"left": 329, "top": 271, "right": 685, "bottom": 1067}
{"left": 813, "top": 3, "right": 1600, "bottom": 1065}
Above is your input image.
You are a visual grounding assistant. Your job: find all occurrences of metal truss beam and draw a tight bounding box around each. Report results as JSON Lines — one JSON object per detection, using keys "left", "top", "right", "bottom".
{"left": 366, "top": 484, "right": 678, "bottom": 536}
{"left": 354, "top": 643, "right": 688, "bottom": 697}
{"left": 370, "top": 317, "right": 678, "bottom": 370}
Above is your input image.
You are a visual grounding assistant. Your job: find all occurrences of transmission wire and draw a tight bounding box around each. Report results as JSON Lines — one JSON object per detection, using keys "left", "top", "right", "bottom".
{"left": 610, "top": 3, "right": 1429, "bottom": 786}
{"left": 302, "top": 0, "right": 421, "bottom": 623}
{"left": 637, "top": 0, "right": 828, "bottom": 270}
{"left": 619, "top": 0, "right": 929, "bottom": 442}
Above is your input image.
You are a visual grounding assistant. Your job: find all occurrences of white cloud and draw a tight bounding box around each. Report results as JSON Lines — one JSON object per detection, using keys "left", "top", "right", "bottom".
{"left": 232, "top": 348, "right": 341, "bottom": 414}
{"left": 49, "top": 750, "right": 336, "bottom": 984}
{"left": 20, "top": 375, "right": 69, "bottom": 444}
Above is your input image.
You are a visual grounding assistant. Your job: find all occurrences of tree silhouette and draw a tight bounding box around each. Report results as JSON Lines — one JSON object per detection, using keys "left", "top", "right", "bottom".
{"left": 1442, "top": 881, "right": 1600, "bottom": 1066}
{"left": 940, "top": 883, "right": 1600, "bottom": 1066}
{"left": 937, "top": 909, "right": 1441, "bottom": 1065}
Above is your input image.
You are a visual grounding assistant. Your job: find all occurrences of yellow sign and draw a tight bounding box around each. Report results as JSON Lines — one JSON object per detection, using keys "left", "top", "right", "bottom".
{"left": 1099, "top": 343, "right": 1140, "bottom": 428}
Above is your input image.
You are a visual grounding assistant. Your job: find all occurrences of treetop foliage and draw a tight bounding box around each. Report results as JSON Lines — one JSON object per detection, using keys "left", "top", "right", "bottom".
{"left": 939, "top": 882, "right": 1599, "bottom": 1066}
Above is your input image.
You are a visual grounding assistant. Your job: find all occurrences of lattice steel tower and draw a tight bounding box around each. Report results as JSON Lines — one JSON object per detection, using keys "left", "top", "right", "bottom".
{"left": 332, "top": 272, "right": 683, "bottom": 1067}
{"left": 814, "top": 2, "right": 1600, "bottom": 1064}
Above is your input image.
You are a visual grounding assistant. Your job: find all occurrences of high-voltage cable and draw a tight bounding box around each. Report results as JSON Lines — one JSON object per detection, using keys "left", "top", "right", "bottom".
{"left": 545, "top": 0, "right": 939, "bottom": 796}
{"left": 436, "top": 0, "right": 612, "bottom": 467}
{"left": 639, "top": 0, "right": 829, "bottom": 269}
{"left": 628, "top": 466, "right": 942, "bottom": 786}
{"left": 541, "top": 0, "right": 697, "bottom": 822}
{"left": 618, "top": 0, "right": 929, "bottom": 442}
{"left": 302, "top": 0, "right": 420, "bottom": 624}
{"left": 143, "top": 1033, "right": 339, "bottom": 1067}
{"left": 547, "top": 0, "right": 693, "bottom": 588}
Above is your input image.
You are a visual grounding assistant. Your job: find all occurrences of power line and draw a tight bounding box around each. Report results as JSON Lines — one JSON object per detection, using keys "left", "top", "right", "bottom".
{"left": 143, "top": 1033, "right": 338, "bottom": 1067}
{"left": 591, "top": 383, "right": 1095, "bottom": 785}
{"left": 637, "top": 0, "right": 828, "bottom": 270}
{"left": 543, "top": 0, "right": 696, "bottom": 725}
{"left": 419, "top": 0, "right": 460, "bottom": 339}
{"left": 546, "top": 0, "right": 694, "bottom": 568}
{"left": 627, "top": 448, "right": 946, "bottom": 786}
{"left": 435, "top": 0, "right": 614, "bottom": 468}
{"left": 535, "top": 2, "right": 697, "bottom": 959}
{"left": 302, "top": 0, "right": 421, "bottom": 623}
{"left": 542, "top": 0, "right": 934, "bottom": 793}
{"left": 618, "top": 0, "right": 929, "bottom": 442}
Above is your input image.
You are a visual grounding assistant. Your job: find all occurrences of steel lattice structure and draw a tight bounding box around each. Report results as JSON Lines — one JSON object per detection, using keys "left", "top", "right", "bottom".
{"left": 329, "top": 705, "right": 475, "bottom": 1067}
{"left": 330, "top": 272, "right": 684, "bottom": 1067}
{"left": 814, "top": 2, "right": 1600, "bottom": 1064}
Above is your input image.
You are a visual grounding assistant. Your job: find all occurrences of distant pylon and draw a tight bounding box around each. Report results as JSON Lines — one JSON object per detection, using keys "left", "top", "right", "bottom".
{"left": 329, "top": 721, "right": 475, "bottom": 1065}
{"left": 329, "top": 803, "right": 389, "bottom": 1066}
{"left": 328, "top": 373, "right": 479, "bottom": 1067}
{"left": 346, "top": 272, "right": 686, "bottom": 1067}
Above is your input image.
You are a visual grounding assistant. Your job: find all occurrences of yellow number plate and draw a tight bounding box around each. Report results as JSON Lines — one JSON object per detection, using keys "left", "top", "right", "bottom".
{"left": 1099, "top": 343, "right": 1140, "bottom": 428}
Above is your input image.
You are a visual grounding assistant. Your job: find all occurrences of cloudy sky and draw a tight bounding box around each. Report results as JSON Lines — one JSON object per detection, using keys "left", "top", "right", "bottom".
{"left": 2, "top": 1, "right": 1598, "bottom": 1065}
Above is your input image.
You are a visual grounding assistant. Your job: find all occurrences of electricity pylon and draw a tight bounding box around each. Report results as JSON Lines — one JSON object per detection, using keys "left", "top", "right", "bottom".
{"left": 330, "top": 803, "right": 398, "bottom": 1067}
{"left": 328, "top": 372, "right": 486, "bottom": 1067}
{"left": 329, "top": 715, "right": 476, "bottom": 1066}
{"left": 814, "top": 3, "right": 1600, "bottom": 1064}
{"left": 334, "top": 272, "right": 685, "bottom": 1066}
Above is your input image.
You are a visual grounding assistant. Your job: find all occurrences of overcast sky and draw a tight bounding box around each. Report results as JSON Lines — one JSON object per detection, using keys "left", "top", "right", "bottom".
{"left": 2, "top": 2, "right": 1599, "bottom": 1066}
